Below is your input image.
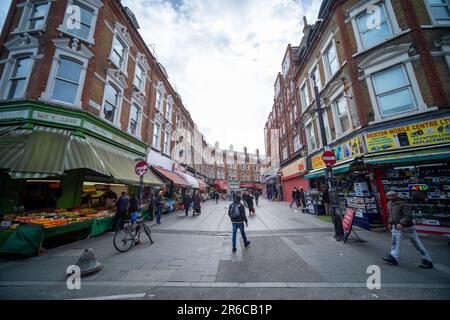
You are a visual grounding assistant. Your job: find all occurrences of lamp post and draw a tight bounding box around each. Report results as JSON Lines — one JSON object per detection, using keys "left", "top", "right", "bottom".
{"left": 310, "top": 74, "right": 343, "bottom": 240}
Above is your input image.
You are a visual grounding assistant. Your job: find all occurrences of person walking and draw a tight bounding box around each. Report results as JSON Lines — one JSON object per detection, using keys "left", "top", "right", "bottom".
{"left": 382, "top": 191, "right": 433, "bottom": 268}
{"left": 148, "top": 190, "right": 155, "bottom": 221}
{"left": 214, "top": 191, "right": 220, "bottom": 204}
{"left": 245, "top": 191, "right": 255, "bottom": 215}
{"left": 129, "top": 194, "right": 139, "bottom": 221}
{"left": 193, "top": 191, "right": 202, "bottom": 215}
{"left": 290, "top": 187, "right": 299, "bottom": 208}
{"left": 155, "top": 190, "right": 164, "bottom": 225}
{"left": 253, "top": 190, "right": 260, "bottom": 206}
{"left": 228, "top": 195, "right": 251, "bottom": 253}
{"left": 183, "top": 192, "right": 192, "bottom": 216}
{"left": 113, "top": 192, "right": 130, "bottom": 230}
{"left": 299, "top": 187, "right": 306, "bottom": 208}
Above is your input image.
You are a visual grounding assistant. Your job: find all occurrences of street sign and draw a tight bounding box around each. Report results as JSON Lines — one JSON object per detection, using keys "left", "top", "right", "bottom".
{"left": 135, "top": 161, "right": 148, "bottom": 176}
{"left": 322, "top": 150, "right": 336, "bottom": 166}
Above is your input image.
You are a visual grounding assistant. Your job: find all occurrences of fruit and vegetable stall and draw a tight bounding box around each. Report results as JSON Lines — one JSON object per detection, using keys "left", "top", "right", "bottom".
{"left": 0, "top": 207, "right": 115, "bottom": 256}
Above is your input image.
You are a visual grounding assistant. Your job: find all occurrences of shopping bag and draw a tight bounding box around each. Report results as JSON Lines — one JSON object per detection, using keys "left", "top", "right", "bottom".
{"left": 251, "top": 207, "right": 256, "bottom": 214}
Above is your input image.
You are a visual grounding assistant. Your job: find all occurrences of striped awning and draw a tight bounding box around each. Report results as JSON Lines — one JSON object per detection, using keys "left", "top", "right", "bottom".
{"left": 196, "top": 178, "right": 207, "bottom": 192}
{"left": 0, "top": 128, "right": 33, "bottom": 171}
{"left": 86, "top": 135, "right": 163, "bottom": 186}
{"left": 64, "top": 135, "right": 111, "bottom": 177}
{"left": 151, "top": 166, "right": 190, "bottom": 188}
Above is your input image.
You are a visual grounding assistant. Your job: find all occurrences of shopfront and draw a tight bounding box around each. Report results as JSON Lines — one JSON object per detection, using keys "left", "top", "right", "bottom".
{"left": 150, "top": 165, "right": 190, "bottom": 209}
{"left": 215, "top": 180, "right": 229, "bottom": 193}
{"left": 0, "top": 102, "right": 164, "bottom": 255}
{"left": 281, "top": 157, "right": 308, "bottom": 204}
{"left": 362, "top": 113, "right": 450, "bottom": 235}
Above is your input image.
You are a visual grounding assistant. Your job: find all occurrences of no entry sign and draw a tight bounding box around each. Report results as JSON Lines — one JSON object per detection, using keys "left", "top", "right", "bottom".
{"left": 135, "top": 161, "right": 148, "bottom": 176}
{"left": 322, "top": 150, "right": 336, "bottom": 166}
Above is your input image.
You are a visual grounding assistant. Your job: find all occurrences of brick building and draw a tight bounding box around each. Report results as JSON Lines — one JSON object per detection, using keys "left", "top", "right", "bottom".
{"left": 265, "top": 0, "right": 450, "bottom": 234}
{"left": 0, "top": 0, "right": 262, "bottom": 213}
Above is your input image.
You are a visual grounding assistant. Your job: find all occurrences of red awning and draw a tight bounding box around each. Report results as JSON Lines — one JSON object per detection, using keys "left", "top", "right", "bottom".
{"left": 239, "top": 181, "right": 256, "bottom": 188}
{"left": 196, "top": 178, "right": 207, "bottom": 192}
{"left": 215, "top": 180, "right": 229, "bottom": 191}
{"left": 151, "top": 166, "right": 190, "bottom": 188}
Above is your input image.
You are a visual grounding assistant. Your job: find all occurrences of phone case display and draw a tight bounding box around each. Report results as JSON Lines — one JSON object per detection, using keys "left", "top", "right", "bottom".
{"left": 382, "top": 166, "right": 450, "bottom": 228}
{"left": 304, "top": 190, "right": 326, "bottom": 215}
{"left": 345, "top": 190, "right": 383, "bottom": 231}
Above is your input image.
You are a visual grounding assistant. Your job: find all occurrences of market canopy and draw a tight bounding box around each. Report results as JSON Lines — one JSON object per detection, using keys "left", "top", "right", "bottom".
{"left": 303, "top": 162, "right": 351, "bottom": 179}
{"left": 175, "top": 171, "right": 199, "bottom": 189}
{"left": 363, "top": 147, "right": 450, "bottom": 165}
{"left": 240, "top": 181, "right": 256, "bottom": 188}
{"left": 86, "top": 135, "right": 163, "bottom": 186}
{"left": 196, "top": 178, "right": 207, "bottom": 192}
{"left": 151, "top": 166, "right": 190, "bottom": 188}
{"left": 215, "top": 180, "right": 229, "bottom": 191}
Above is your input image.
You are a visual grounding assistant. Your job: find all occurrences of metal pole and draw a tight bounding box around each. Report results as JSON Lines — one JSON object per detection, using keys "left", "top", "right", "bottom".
{"left": 310, "top": 74, "right": 342, "bottom": 239}
{"left": 139, "top": 174, "right": 144, "bottom": 208}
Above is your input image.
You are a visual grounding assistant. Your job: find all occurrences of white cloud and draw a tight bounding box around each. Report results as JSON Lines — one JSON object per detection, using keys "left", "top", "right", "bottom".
{"left": 121, "top": 0, "right": 321, "bottom": 154}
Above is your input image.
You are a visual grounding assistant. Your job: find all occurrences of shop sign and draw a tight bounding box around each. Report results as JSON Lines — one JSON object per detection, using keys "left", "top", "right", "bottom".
{"left": 408, "top": 184, "right": 429, "bottom": 191}
{"left": 84, "top": 121, "right": 147, "bottom": 154}
{"left": 0, "top": 110, "right": 28, "bottom": 121}
{"left": 32, "top": 110, "right": 81, "bottom": 126}
{"left": 229, "top": 180, "right": 240, "bottom": 189}
{"left": 364, "top": 116, "right": 450, "bottom": 153}
{"left": 311, "top": 136, "right": 363, "bottom": 170}
{"left": 281, "top": 158, "right": 306, "bottom": 178}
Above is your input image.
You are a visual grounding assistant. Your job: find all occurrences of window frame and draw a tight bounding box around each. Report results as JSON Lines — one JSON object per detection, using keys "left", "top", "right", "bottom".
{"left": 128, "top": 101, "right": 143, "bottom": 138}
{"left": 424, "top": 0, "right": 450, "bottom": 26}
{"left": 300, "top": 80, "right": 310, "bottom": 111}
{"left": 100, "top": 79, "right": 123, "bottom": 126}
{"left": 166, "top": 96, "right": 174, "bottom": 123}
{"left": 155, "top": 82, "right": 165, "bottom": 112}
{"left": 1, "top": 53, "right": 35, "bottom": 100}
{"left": 153, "top": 121, "right": 162, "bottom": 150}
{"left": 322, "top": 38, "right": 340, "bottom": 81}
{"left": 57, "top": 0, "right": 102, "bottom": 45}
{"left": 50, "top": 56, "right": 84, "bottom": 105}
{"left": 305, "top": 119, "right": 317, "bottom": 152}
{"left": 331, "top": 95, "right": 352, "bottom": 137}
{"left": 133, "top": 61, "right": 146, "bottom": 93}
{"left": 13, "top": 0, "right": 51, "bottom": 34}
{"left": 163, "top": 130, "right": 171, "bottom": 155}
{"left": 348, "top": 0, "right": 401, "bottom": 53}
{"left": 40, "top": 47, "right": 90, "bottom": 108}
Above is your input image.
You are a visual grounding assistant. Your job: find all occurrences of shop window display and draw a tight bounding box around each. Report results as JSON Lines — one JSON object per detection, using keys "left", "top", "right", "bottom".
{"left": 381, "top": 164, "right": 450, "bottom": 229}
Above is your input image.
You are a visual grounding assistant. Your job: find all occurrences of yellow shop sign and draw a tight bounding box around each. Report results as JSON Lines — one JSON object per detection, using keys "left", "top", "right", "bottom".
{"left": 310, "top": 136, "right": 363, "bottom": 170}
{"left": 364, "top": 117, "right": 450, "bottom": 153}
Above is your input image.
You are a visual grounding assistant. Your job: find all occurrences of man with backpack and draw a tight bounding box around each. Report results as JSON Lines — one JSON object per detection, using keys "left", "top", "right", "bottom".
{"left": 228, "top": 195, "right": 251, "bottom": 253}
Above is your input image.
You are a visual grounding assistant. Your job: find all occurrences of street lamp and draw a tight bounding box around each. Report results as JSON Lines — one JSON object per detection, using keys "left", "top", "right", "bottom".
{"left": 310, "top": 74, "right": 343, "bottom": 240}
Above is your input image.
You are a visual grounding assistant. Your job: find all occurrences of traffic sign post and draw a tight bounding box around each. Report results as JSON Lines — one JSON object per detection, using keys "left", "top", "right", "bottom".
{"left": 135, "top": 161, "right": 148, "bottom": 208}
{"left": 322, "top": 151, "right": 336, "bottom": 167}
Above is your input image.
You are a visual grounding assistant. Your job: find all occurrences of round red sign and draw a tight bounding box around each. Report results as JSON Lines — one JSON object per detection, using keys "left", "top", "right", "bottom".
{"left": 322, "top": 151, "right": 336, "bottom": 166}
{"left": 135, "top": 161, "right": 148, "bottom": 176}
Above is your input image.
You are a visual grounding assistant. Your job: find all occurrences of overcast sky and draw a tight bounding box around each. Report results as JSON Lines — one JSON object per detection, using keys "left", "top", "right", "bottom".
{"left": 0, "top": 0, "right": 322, "bottom": 155}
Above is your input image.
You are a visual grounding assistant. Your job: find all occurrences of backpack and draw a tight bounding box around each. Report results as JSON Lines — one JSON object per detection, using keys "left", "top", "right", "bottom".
{"left": 229, "top": 203, "right": 241, "bottom": 218}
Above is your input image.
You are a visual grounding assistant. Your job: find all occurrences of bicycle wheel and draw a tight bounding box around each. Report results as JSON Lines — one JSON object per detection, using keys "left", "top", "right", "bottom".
{"left": 113, "top": 226, "right": 135, "bottom": 252}
{"left": 143, "top": 224, "right": 154, "bottom": 244}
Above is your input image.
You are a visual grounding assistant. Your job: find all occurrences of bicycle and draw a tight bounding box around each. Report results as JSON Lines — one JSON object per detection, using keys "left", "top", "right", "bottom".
{"left": 113, "top": 216, "right": 154, "bottom": 253}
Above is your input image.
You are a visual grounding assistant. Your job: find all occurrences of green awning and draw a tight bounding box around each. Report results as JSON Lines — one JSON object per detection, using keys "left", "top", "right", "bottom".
{"left": 0, "top": 128, "right": 33, "bottom": 171}
{"left": 304, "top": 162, "right": 351, "bottom": 179}
{"left": 12, "top": 126, "right": 70, "bottom": 175}
{"left": 86, "top": 136, "right": 163, "bottom": 186}
{"left": 64, "top": 135, "right": 111, "bottom": 177}
{"left": 364, "top": 147, "right": 450, "bottom": 165}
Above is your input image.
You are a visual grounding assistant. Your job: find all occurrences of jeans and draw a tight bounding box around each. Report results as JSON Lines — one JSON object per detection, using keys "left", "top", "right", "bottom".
{"left": 156, "top": 206, "right": 163, "bottom": 224}
{"left": 390, "top": 226, "right": 432, "bottom": 261}
{"left": 232, "top": 223, "right": 248, "bottom": 249}
{"left": 290, "top": 199, "right": 297, "bottom": 207}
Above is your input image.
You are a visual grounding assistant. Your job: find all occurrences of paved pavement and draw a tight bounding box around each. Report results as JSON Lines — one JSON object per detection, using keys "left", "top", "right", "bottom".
{"left": 0, "top": 198, "right": 449, "bottom": 300}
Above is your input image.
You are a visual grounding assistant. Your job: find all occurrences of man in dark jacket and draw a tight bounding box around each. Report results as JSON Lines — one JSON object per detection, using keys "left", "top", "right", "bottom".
{"left": 253, "top": 190, "right": 260, "bottom": 206}
{"left": 382, "top": 191, "right": 433, "bottom": 268}
{"left": 290, "top": 188, "right": 299, "bottom": 208}
{"left": 245, "top": 192, "right": 255, "bottom": 215}
{"left": 183, "top": 192, "right": 192, "bottom": 216}
{"left": 214, "top": 191, "right": 220, "bottom": 204}
{"left": 228, "top": 196, "right": 251, "bottom": 253}
{"left": 192, "top": 191, "right": 202, "bottom": 215}
{"left": 114, "top": 192, "right": 130, "bottom": 230}
{"left": 148, "top": 191, "right": 155, "bottom": 221}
